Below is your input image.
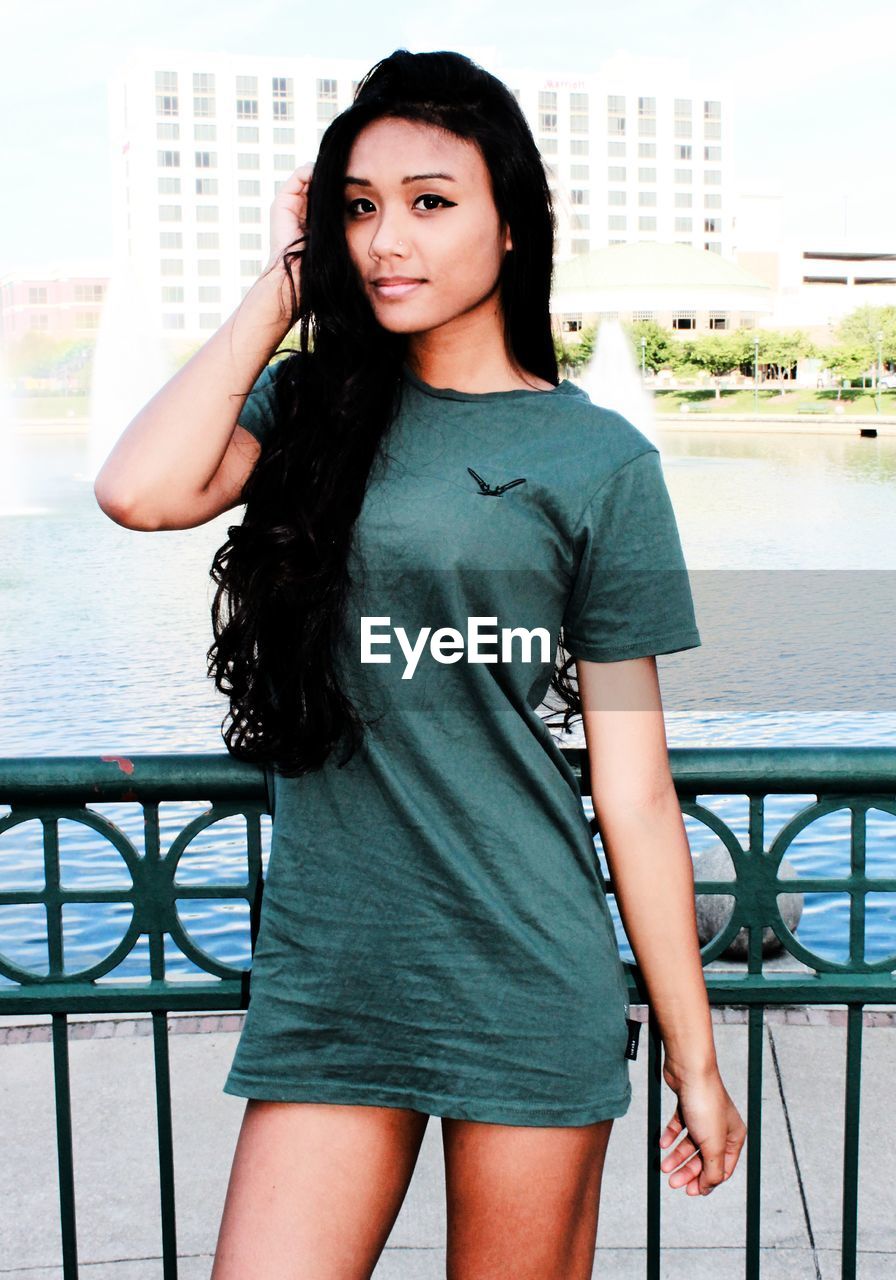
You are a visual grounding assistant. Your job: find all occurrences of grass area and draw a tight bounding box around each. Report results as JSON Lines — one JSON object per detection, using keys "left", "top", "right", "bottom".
{"left": 654, "top": 387, "right": 896, "bottom": 415}
{"left": 11, "top": 395, "right": 90, "bottom": 420}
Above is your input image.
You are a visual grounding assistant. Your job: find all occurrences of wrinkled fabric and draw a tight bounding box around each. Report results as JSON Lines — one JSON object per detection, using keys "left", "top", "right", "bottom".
{"left": 222, "top": 359, "right": 700, "bottom": 1125}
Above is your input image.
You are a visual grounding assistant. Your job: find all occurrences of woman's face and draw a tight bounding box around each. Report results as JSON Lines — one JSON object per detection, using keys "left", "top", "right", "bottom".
{"left": 342, "top": 116, "right": 513, "bottom": 338}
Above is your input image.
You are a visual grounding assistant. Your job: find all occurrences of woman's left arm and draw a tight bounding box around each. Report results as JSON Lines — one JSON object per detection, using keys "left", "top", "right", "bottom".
{"left": 577, "top": 653, "right": 747, "bottom": 1196}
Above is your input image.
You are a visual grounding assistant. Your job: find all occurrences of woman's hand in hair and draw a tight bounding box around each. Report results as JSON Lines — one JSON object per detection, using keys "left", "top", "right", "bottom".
{"left": 264, "top": 161, "right": 314, "bottom": 286}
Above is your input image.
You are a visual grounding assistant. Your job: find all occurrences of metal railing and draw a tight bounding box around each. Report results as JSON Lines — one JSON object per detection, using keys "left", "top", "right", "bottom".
{"left": 1, "top": 746, "right": 894, "bottom": 1279}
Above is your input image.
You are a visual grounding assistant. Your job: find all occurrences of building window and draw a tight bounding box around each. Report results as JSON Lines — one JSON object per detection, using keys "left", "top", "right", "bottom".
{"left": 607, "top": 94, "right": 625, "bottom": 112}
{"left": 709, "top": 312, "right": 728, "bottom": 329}
{"left": 159, "top": 231, "right": 182, "bottom": 248}
{"left": 157, "top": 123, "right": 179, "bottom": 140}
{"left": 194, "top": 123, "right": 216, "bottom": 141}
{"left": 607, "top": 139, "right": 625, "bottom": 156}
{"left": 570, "top": 188, "right": 588, "bottom": 205}
{"left": 705, "top": 192, "right": 722, "bottom": 208}
{"left": 571, "top": 139, "right": 590, "bottom": 155}
{"left": 674, "top": 98, "right": 692, "bottom": 139}
{"left": 675, "top": 191, "right": 693, "bottom": 208}
{"left": 239, "top": 233, "right": 262, "bottom": 250}
{"left": 196, "top": 204, "right": 218, "bottom": 221}
{"left": 195, "top": 151, "right": 215, "bottom": 168}
{"left": 197, "top": 231, "right": 219, "bottom": 249}
{"left": 157, "top": 149, "right": 180, "bottom": 167}
{"left": 158, "top": 177, "right": 180, "bottom": 194}
{"left": 632, "top": 310, "right": 655, "bottom": 321}
{"left": 238, "top": 179, "right": 261, "bottom": 196}
{"left": 675, "top": 144, "right": 692, "bottom": 160}
{"left": 272, "top": 76, "right": 294, "bottom": 121}
{"left": 639, "top": 215, "right": 656, "bottom": 230}
{"left": 608, "top": 165, "right": 626, "bottom": 181}
{"left": 705, "top": 170, "right": 722, "bottom": 185}
{"left": 539, "top": 137, "right": 558, "bottom": 153}
{"left": 638, "top": 142, "right": 656, "bottom": 158}
{"left": 704, "top": 100, "right": 722, "bottom": 121}
{"left": 609, "top": 190, "right": 627, "bottom": 206}
{"left": 704, "top": 120, "right": 722, "bottom": 140}
{"left": 639, "top": 190, "right": 657, "bottom": 206}
{"left": 160, "top": 259, "right": 184, "bottom": 276}
{"left": 155, "top": 70, "right": 178, "bottom": 117}
{"left": 161, "top": 286, "right": 184, "bottom": 302}
{"left": 236, "top": 96, "right": 258, "bottom": 120}
{"left": 608, "top": 214, "right": 627, "bottom": 230}
{"left": 162, "top": 314, "right": 186, "bottom": 329}
{"left": 238, "top": 153, "right": 261, "bottom": 170}
{"left": 570, "top": 90, "right": 589, "bottom": 134}
{"left": 675, "top": 216, "right": 693, "bottom": 232}
{"left": 673, "top": 311, "right": 696, "bottom": 329}
{"left": 571, "top": 213, "right": 590, "bottom": 230}
{"left": 239, "top": 206, "right": 262, "bottom": 223}
{"left": 704, "top": 216, "right": 722, "bottom": 233}
{"left": 639, "top": 117, "right": 656, "bottom": 137}
{"left": 273, "top": 127, "right": 295, "bottom": 144}
{"left": 674, "top": 169, "right": 693, "bottom": 184}
{"left": 158, "top": 204, "right": 182, "bottom": 221}
{"left": 561, "top": 313, "right": 583, "bottom": 332}
{"left": 571, "top": 238, "right": 590, "bottom": 255}
{"left": 28, "top": 286, "right": 48, "bottom": 304}
{"left": 739, "top": 315, "right": 756, "bottom": 328}
{"left": 598, "top": 311, "right": 620, "bottom": 321}
{"left": 608, "top": 238, "right": 626, "bottom": 245}
{"left": 639, "top": 166, "right": 656, "bottom": 183}
{"left": 570, "top": 163, "right": 589, "bottom": 179}
{"left": 608, "top": 115, "right": 626, "bottom": 135}
{"left": 705, "top": 241, "right": 722, "bottom": 254}
{"left": 704, "top": 145, "right": 722, "bottom": 161}
{"left": 193, "top": 95, "right": 215, "bottom": 118}
{"left": 195, "top": 178, "right": 218, "bottom": 195}
{"left": 199, "top": 286, "right": 221, "bottom": 301}
{"left": 539, "top": 89, "right": 558, "bottom": 133}
{"left": 274, "top": 153, "right": 297, "bottom": 169}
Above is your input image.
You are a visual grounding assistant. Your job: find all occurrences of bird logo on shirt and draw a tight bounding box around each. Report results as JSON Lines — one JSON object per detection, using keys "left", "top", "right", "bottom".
{"left": 467, "top": 466, "right": 528, "bottom": 497}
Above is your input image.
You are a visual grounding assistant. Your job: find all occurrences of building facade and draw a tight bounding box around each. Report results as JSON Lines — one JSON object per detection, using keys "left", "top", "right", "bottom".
{"left": 107, "top": 49, "right": 733, "bottom": 339}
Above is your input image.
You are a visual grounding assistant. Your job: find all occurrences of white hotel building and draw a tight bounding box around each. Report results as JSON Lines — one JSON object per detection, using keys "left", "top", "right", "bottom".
{"left": 108, "top": 50, "right": 734, "bottom": 339}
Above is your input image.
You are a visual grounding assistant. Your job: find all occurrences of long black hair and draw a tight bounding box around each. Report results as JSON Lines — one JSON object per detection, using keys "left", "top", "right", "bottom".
{"left": 208, "top": 48, "right": 584, "bottom": 778}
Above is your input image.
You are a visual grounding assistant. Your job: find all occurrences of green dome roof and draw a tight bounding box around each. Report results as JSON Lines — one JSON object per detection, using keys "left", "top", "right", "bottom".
{"left": 553, "top": 241, "right": 771, "bottom": 295}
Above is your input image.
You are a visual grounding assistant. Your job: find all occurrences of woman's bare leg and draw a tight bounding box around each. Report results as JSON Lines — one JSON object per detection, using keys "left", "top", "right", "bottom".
{"left": 212, "top": 1099, "right": 430, "bottom": 1280}
{"left": 442, "top": 1115, "right": 614, "bottom": 1280}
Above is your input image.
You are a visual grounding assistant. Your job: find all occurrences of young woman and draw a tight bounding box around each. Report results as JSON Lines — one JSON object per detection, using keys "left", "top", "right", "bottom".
{"left": 95, "top": 48, "right": 745, "bottom": 1280}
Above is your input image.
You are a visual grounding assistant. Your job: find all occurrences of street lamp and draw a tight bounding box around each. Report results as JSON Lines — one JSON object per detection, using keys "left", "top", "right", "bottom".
{"left": 876, "top": 330, "right": 884, "bottom": 415}
{"left": 753, "top": 335, "right": 759, "bottom": 416}
{"left": 641, "top": 336, "right": 646, "bottom": 384}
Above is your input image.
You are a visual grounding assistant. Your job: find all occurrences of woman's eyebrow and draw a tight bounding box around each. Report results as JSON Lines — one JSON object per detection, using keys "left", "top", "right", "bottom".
{"left": 343, "top": 172, "right": 458, "bottom": 186}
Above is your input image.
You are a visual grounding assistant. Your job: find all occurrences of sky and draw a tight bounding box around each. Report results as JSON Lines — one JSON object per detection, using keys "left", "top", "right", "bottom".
{"left": 2, "top": 0, "right": 894, "bottom": 275}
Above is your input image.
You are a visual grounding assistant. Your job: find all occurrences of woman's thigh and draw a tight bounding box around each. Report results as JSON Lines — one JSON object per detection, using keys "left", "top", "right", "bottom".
{"left": 441, "top": 1114, "right": 615, "bottom": 1280}
{"left": 212, "top": 1099, "right": 430, "bottom": 1280}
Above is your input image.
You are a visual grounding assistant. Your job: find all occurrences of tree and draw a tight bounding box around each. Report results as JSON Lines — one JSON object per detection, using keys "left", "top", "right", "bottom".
{"left": 553, "top": 323, "right": 597, "bottom": 375}
{"left": 677, "top": 333, "right": 743, "bottom": 398}
{"left": 835, "top": 304, "right": 896, "bottom": 369}
{"left": 622, "top": 318, "right": 675, "bottom": 373}
{"left": 823, "top": 343, "right": 875, "bottom": 398}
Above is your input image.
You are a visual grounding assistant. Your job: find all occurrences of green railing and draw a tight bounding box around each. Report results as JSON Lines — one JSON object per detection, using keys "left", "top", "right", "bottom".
{"left": 1, "top": 746, "right": 894, "bottom": 1279}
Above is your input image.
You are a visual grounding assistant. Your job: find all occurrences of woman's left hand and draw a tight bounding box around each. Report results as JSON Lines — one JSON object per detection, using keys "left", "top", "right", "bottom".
{"left": 658, "top": 1061, "right": 747, "bottom": 1196}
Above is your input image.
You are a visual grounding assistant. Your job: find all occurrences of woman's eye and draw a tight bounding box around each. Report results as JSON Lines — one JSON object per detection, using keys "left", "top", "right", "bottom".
{"left": 413, "top": 193, "right": 455, "bottom": 211}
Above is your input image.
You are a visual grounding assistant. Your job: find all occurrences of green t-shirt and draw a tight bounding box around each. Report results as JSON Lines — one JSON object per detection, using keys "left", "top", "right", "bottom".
{"left": 223, "top": 355, "right": 701, "bottom": 1125}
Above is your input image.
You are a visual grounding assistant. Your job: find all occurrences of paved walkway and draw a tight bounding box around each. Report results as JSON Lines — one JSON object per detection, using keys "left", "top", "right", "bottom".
{"left": 1, "top": 1007, "right": 893, "bottom": 1279}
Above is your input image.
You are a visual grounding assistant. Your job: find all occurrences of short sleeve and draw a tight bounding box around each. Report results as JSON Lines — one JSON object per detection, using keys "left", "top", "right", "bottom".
{"left": 561, "top": 447, "right": 701, "bottom": 663}
{"left": 237, "top": 357, "right": 289, "bottom": 446}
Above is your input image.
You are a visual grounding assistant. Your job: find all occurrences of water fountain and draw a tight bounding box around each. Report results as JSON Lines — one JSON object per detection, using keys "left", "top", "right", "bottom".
{"left": 85, "top": 257, "right": 173, "bottom": 484}
{"left": 574, "top": 317, "right": 658, "bottom": 447}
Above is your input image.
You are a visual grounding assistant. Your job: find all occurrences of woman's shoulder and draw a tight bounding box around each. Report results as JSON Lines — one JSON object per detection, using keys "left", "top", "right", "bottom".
{"left": 550, "top": 382, "right": 657, "bottom": 475}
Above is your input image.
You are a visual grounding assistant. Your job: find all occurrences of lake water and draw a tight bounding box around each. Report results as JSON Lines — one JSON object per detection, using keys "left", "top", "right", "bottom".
{"left": 1, "top": 425, "right": 894, "bottom": 984}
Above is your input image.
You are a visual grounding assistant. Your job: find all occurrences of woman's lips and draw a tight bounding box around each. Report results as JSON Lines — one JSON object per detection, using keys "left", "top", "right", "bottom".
{"left": 374, "top": 280, "right": 425, "bottom": 299}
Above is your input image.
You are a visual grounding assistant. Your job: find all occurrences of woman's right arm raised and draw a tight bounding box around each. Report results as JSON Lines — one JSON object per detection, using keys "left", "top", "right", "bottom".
{"left": 93, "top": 163, "right": 312, "bottom": 531}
